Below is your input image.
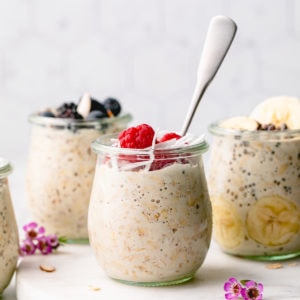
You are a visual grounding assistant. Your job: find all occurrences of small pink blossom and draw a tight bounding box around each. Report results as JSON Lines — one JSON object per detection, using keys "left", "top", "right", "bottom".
{"left": 224, "top": 277, "right": 242, "bottom": 300}
{"left": 241, "top": 280, "right": 264, "bottom": 300}
{"left": 36, "top": 236, "right": 53, "bottom": 255}
{"left": 23, "top": 222, "right": 45, "bottom": 240}
{"left": 19, "top": 221, "right": 65, "bottom": 256}
{"left": 46, "top": 234, "right": 60, "bottom": 249}
{"left": 19, "top": 238, "right": 36, "bottom": 256}
{"left": 224, "top": 278, "right": 264, "bottom": 300}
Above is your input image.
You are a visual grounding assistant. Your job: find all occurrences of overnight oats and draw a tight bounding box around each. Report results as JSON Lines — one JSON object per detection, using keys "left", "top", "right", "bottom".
{"left": 208, "top": 96, "right": 300, "bottom": 260}
{"left": 88, "top": 124, "right": 212, "bottom": 286}
{"left": 0, "top": 158, "right": 19, "bottom": 293}
{"left": 26, "top": 93, "right": 132, "bottom": 242}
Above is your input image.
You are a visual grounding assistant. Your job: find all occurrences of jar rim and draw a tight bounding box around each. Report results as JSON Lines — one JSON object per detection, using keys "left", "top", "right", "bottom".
{"left": 208, "top": 119, "right": 300, "bottom": 138}
{"left": 0, "top": 158, "right": 12, "bottom": 178}
{"left": 28, "top": 112, "right": 133, "bottom": 130}
{"left": 91, "top": 133, "right": 209, "bottom": 155}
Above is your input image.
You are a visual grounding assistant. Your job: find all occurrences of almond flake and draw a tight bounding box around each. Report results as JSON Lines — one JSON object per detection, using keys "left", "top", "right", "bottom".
{"left": 265, "top": 263, "right": 283, "bottom": 269}
{"left": 88, "top": 285, "right": 101, "bottom": 291}
{"left": 288, "top": 262, "right": 298, "bottom": 267}
{"left": 39, "top": 264, "right": 56, "bottom": 272}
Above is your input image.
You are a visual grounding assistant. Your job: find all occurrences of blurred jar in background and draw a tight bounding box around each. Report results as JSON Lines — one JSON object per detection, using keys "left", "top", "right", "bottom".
{"left": 26, "top": 101, "right": 132, "bottom": 243}
{"left": 0, "top": 158, "right": 19, "bottom": 293}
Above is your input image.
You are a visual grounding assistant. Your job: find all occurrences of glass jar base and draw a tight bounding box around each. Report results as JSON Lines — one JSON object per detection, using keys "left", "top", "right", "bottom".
{"left": 231, "top": 251, "right": 300, "bottom": 261}
{"left": 112, "top": 275, "right": 194, "bottom": 287}
{"left": 65, "top": 238, "right": 89, "bottom": 245}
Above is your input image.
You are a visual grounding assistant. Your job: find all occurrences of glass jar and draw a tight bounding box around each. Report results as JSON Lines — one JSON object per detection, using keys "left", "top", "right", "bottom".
{"left": 208, "top": 121, "right": 300, "bottom": 260}
{"left": 26, "top": 113, "right": 132, "bottom": 243}
{"left": 88, "top": 134, "right": 212, "bottom": 286}
{"left": 0, "top": 158, "right": 19, "bottom": 293}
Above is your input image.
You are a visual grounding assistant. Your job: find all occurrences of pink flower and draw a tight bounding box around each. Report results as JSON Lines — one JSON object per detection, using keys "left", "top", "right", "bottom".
{"left": 19, "top": 221, "right": 65, "bottom": 256}
{"left": 19, "top": 238, "right": 36, "bottom": 256}
{"left": 224, "top": 277, "right": 242, "bottom": 299}
{"left": 241, "top": 280, "right": 263, "bottom": 300}
{"left": 36, "top": 236, "right": 53, "bottom": 255}
{"left": 23, "top": 222, "right": 45, "bottom": 240}
{"left": 46, "top": 234, "right": 60, "bottom": 249}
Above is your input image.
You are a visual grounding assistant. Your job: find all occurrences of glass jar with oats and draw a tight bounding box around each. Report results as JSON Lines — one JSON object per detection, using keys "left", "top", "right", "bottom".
{"left": 88, "top": 125, "right": 212, "bottom": 286}
{"left": 0, "top": 158, "right": 19, "bottom": 293}
{"left": 208, "top": 96, "right": 300, "bottom": 260}
{"left": 26, "top": 95, "right": 132, "bottom": 243}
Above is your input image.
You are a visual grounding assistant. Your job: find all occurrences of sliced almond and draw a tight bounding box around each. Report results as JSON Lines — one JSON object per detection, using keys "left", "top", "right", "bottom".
{"left": 39, "top": 264, "right": 56, "bottom": 272}
{"left": 88, "top": 285, "right": 101, "bottom": 291}
{"left": 77, "top": 92, "right": 92, "bottom": 118}
{"left": 265, "top": 263, "right": 283, "bottom": 269}
{"left": 288, "top": 262, "right": 298, "bottom": 267}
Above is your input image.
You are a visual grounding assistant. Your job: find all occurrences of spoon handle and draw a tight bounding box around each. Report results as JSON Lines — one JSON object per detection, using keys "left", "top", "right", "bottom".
{"left": 181, "top": 16, "right": 237, "bottom": 136}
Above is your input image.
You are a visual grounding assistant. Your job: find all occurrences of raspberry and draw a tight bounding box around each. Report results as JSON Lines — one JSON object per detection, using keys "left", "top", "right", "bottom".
{"left": 157, "top": 132, "right": 181, "bottom": 143}
{"left": 118, "top": 124, "right": 155, "bottom": 149}
{"left": 150, "top": 154, "right": 188, "bottom": 171}
{"left": 151, "top": 132, "right": 186, "bottom": 170}
{"left": 150, "top": 154, "right": 174, "bottom": 171}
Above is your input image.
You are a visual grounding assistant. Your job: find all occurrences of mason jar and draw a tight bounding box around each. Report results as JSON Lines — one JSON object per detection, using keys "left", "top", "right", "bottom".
{"left": 88, "top": 133, "right": 212, "bottom": 286}
{"left": 26, "top": 113, "right": 132, "bottom": 243}
{"left": 208, "top": 120, "right": 300, "bottom": 260}
{"left": 0, "top": 158, "right": 19, "bottom": 293}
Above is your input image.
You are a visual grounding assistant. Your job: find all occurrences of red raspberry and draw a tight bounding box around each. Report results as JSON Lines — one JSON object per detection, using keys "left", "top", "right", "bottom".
{"left": 151, "top": 133, "right": 185, "bottom": 170}
{"left": 118, "top": 124, "right": 155, "bottom": 149}
{"left": 150, "top": 154, "right": 174, "bottom": 171}
{"left": 157, "top": 132, "right": 181, "bottom": 143}
{"left": 150, "top": 154, "right": 189, "bottom": 171}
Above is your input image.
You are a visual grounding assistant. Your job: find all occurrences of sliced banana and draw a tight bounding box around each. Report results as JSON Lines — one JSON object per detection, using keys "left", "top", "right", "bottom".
{"left": 246, "top": 195, "right": 300, "bottom": 247}
{"left": 220, "top": 116, "right": 259, "bottom": 131}
{"left": 211, "top": 196, "right": 244, "bottom": 249}
{"left": 250, "top": 96, "right": 300, "bottom": 129}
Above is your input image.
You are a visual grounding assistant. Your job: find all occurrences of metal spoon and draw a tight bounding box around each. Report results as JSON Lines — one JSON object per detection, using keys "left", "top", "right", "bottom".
{"left": 180, "top": 15, "right": 237, "bottom": 136}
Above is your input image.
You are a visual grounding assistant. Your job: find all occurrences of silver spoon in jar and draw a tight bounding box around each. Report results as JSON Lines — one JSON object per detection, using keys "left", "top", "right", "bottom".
{"left": 180, "top": 15, "right": 237, "bottom": 136}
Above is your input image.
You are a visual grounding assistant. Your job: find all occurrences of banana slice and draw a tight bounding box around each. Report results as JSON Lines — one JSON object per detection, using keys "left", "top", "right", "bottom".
{"left": 220, "top": 116, "right": 259, "bottom": 131}
{"left": 250, "top": 96, "right": 300, "bottom": 129}
{"left": 246, "top": 195, "right": 300, "bottom": 247}
{"left": 211, "top": 196, "right": 244, "bottom": 249}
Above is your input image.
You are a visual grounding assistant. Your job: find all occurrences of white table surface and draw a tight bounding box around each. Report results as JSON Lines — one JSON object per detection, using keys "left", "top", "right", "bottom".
{"left": 14, "top": 241, "right": 300, "bottom": 300}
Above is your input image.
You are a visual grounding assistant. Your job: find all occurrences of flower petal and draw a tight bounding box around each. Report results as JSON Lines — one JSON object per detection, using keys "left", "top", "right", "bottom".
{"left": 224, "top": 282, "right": 232, "bottom": 291}
{"left": 225, "top": 292, "right": 238, "bottom": 300}
{"left": 257, "top": 283, "right": 264, "bottom": 292}
{"left": 23, "top": 221, "right": 38, "bottom": 231}
{"left": 245, "top": 280, "right": 256, "bottom": 288}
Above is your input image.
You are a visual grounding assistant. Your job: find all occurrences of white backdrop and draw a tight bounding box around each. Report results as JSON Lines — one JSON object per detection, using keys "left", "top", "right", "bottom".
{"left": 0, "top": 0, "right": 299, "bottom": 226}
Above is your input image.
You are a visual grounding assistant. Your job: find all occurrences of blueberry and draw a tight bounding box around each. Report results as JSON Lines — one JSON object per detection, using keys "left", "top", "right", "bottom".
{"left": 103, "top": 97, "right": 121, "bottom": 116}
{"left": 90, "top": 98, "right": 106, "bottom": 111}
{"left": 57, "top": 102, "right": 77, "bottom": 114}
{"left": 40, "top": 111, "right": 55, "bottom": 118}
{"left": 57, "top": 102, "right": 83, "bottom": 119}
{"left": 87, "top": 110, "right": 107, "bottom": 120}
